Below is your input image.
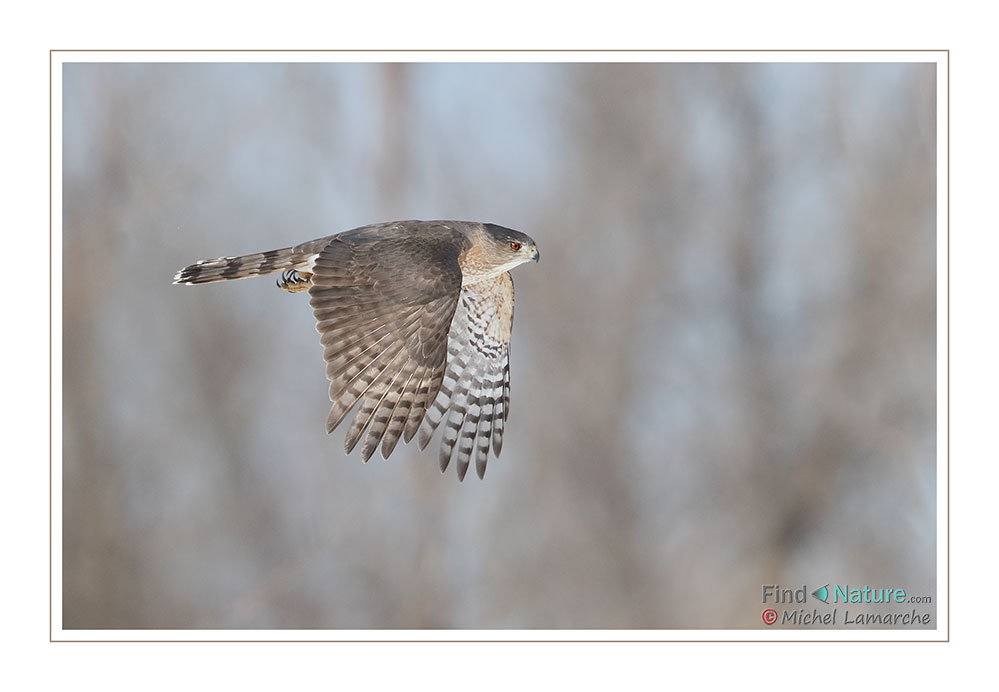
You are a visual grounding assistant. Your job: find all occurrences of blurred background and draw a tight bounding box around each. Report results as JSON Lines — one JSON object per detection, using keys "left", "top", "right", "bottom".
{"left": 61, "top": 61, "right": 937, "bottom": 629}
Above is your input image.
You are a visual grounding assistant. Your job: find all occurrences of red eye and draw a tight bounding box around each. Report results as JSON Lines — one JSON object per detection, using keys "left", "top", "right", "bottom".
{"left": 510, "top": 242, "right": 522, "bottom": 251}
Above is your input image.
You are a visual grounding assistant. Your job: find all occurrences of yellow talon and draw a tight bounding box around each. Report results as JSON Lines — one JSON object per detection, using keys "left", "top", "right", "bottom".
{"left": 277, "top": 270, "right": 313, "bottom": 293}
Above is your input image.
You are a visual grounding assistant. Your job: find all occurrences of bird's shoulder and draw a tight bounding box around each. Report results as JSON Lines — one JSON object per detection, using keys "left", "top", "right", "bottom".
{"left": 310, "top": 221, "right": 476, "bottom": 302}
{"left": 336, "top": 220, "right": 475, "bottom": 252}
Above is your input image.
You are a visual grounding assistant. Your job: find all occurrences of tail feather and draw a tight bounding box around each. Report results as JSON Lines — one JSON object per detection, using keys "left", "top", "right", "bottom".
{"left": 174, "top": 247, "right": 313, "bottom": 285}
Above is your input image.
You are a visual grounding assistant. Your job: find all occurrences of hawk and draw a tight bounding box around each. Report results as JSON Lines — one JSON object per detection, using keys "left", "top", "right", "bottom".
{"left": 174, "top": 220, "right": 539, "bottom": 480}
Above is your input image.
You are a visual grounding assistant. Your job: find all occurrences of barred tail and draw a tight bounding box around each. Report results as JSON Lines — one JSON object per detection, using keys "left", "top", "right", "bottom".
{"left": 173, "top": 244, "right": 321, "bottom": 286}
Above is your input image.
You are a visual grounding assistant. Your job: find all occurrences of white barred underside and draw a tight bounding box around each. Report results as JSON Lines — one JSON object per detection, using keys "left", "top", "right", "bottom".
{"left": 418, "top": 273, "right": 513, "bottom": 480}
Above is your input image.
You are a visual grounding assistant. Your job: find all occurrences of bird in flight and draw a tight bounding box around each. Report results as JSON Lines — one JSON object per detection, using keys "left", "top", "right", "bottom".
{"left": 174, "top": 220, "right": 539, "bottom": 480}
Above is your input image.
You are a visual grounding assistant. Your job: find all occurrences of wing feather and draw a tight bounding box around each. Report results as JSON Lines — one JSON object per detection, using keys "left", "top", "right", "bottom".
{"left": 308, "top": 232, "right": 463, "bottom": 461}
{"left": 419, "top": 272, "right": 514, "bottom": 479}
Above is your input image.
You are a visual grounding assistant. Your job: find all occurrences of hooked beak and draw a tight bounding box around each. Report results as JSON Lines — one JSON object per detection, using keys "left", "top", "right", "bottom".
{"left": 530, "top": 246, "right": 540, "bottom": 262}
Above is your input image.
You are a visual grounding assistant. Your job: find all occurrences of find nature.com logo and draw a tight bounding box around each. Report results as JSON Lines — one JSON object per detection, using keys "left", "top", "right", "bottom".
{"left": 759, "top": 584, "right": 933, "bottom": 627}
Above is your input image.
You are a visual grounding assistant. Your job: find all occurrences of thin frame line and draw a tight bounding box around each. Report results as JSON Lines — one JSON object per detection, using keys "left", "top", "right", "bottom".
{"left": 50, "top": 48, "right": 949, "bottom": 643}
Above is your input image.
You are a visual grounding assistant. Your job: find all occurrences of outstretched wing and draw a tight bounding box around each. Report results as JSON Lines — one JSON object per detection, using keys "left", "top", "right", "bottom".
{"left": 418, "top": 272, "right": 514, "bottom": 480}
{"left": 308, "top": 231, "right": 466, "bottom": 463}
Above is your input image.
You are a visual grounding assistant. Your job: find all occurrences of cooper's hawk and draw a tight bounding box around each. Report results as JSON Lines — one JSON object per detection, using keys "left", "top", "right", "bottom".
{"left": 174, "top": 220, "right": 539, "bottom": 480}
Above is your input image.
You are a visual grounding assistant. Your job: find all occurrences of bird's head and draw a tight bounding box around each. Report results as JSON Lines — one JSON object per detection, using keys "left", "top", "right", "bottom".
{"left": 481, "top": 223, "right": 540, "bottom": 267}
